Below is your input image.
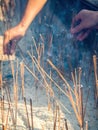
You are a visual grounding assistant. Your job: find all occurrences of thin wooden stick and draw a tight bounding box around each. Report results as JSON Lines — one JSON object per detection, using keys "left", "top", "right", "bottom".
{"left": 31, "top": 45, "right": 35, "bottom": 73}
{"left": 20, "top": 61, "right": 25, "bottom": 98}
{"left": 71, "top": 72, "right": 76, "bottom": 88}
{"left": 47, "top": 59, "right": 74, "bottom": 94}
{"left": 11, "top": 60, "right": 18, "bottom": 127}
{"left": 68, "top": 90, "right": 81, "bottom": 125}
{"left": 80, "top": 87, "right": 83, "bottom": 129}
{"left": 48, "top": 71, "right": 52, "bottom": 111}
{"left": 41, "top": 43, "right": 44, "bottom": 68}
{"left": 40, "top": 34, "right": 44, "bottom": 43}
{"left": 64, "top": 119, "right": 68, "bottom": 130}
{"left": 58, "top": 105, "right": 60, "bottom": 130}
{"left": 62, "top": 120, "right": 65, "bottom": 130}
{"left": 38, "top": 44, "right": 41, "bottom": 65}
{"left": 5, "top": 107, "right": 10, "bottom": 129}
{"left": 10, "top": 61, "right": 16, "bottom": 103}
{"left": 55, "top": 98, "right": 71, "bottom": 114}
{"left": 53, "top": 105, "right": 58, "bottom": 130}
{"left": 28, "top": 52, "right": 71, "bottom": 113}
{"left": 78, "top": 68, "right": 83, "bottom": 127}
{"left": 27, "top": 51, "right": 71, "bottom": 113}
{"left": 14, "top": 59, "right": 18, "bottom": 126}
{"left": 85, "top": 121, "right": 88, "bottom": 130}
{"left": 24, "top": 63, "right": 38, "bottom": 81}
{"left": 0, "top": 61, "right": 2, "bottom": 89}
{"left": 93, "top": 55, "right": 97, "bottom": 82}
{"left": 93, "top": 55, "right": 98, "bottom": 105}
{"left": 24, "top": 97, "right": 30, "bottom": 129}
{"left": 83, "top": 87, "right": 90, "bottom": 120}
{"left": 32, "top": 36, "right": 38, "bottom": 55}
{"left": 72, "top": 71, "right": 80, "bottom": 116}
{"left": 30, "top": 99, "right": 34, "bottom": 130}
{"left": 1, "top": 96, "right": 4, "bottom": 130}
{"left": 31, "top": 54, "right": 69, "bottom": 98}
{"left": 5, "top": 86, "right": 15, "bottom": 125}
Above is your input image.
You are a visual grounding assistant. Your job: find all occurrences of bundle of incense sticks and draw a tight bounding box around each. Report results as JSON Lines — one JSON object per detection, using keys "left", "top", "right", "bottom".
{"left": 47, "top": 59, "right": 89, "bottom": 130}
{"left": 27, "top": 51, "right": 70, "bottom": 113}
{"left": 0, "top": 36, "right": 15, "bottom": 61}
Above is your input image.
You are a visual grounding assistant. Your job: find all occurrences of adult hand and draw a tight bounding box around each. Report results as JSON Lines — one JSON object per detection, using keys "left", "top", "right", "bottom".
{"left": 71, "top": 9, "right": 98, "bottom": 41}
{"left": 3, "top": 24, "right": 26, "bottom": 55}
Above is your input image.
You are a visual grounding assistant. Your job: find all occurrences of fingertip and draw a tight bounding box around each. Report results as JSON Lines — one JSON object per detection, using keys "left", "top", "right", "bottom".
{"left": 70, "top": 28, "right": 75, "bottom": 34}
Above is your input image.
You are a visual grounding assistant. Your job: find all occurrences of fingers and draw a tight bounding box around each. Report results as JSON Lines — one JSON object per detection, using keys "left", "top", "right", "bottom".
{"left": 71, "top": 23, "right": 84, "bottom": 34}
{"left": 76, "top": 29, "right": 91, "bottom": 41}
{"left": 3, "top": 31, "right": 10, "bottom": 54}
{"left": 71, "top": 14, "right": 80, "bottom": 28}
{"left": 3, "top": 29, "right": 21, "bottom": 55}
{"left": 71, "top": 12, "right": 85, "bottom": 34}
{"left": 4, "top": 39, "right": 18, "bottom": 55}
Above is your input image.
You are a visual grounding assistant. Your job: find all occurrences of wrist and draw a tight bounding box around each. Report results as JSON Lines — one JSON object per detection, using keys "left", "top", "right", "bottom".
{"left": 18, "top": 22, "right": 28, "bottom": 33}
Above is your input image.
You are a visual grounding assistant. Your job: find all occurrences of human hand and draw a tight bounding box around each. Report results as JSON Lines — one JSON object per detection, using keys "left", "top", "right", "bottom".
{"left": 3, "top": 24, "right": 26, "bottom": 55}
{"left": 71, "top": 9, "right": 98, "bottom": 41}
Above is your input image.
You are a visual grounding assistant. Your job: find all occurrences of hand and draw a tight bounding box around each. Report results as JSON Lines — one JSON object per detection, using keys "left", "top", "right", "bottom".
{"left": 3, "top": 24, "right": 26, "bottom": 55}
{"left": 71, "top": 9, "right": 98, "bottom": 41}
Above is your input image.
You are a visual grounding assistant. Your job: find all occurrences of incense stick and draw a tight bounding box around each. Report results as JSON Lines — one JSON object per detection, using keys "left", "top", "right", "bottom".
{"left": 85, "top": 121, "right": 88, "bottom": 130}
{"left": 30, "top": 99, "right": 34, "bottom": 130}
{"left": 20, "top": 61, "right": 25, "bottom": 98}
{"left": 28, "top": 53, "right": 69, "bottom": 98}
{"left": 24, "top": 97, "right": 30, "bottom": 129}
{"left": 14, "top": 59, "right": 18, "bottom": 126}
{"left": 53, "top": 105, "right": 58, "bottom": 130}
{"left": 65, "top": 119, "right": 68, "bottom": 130}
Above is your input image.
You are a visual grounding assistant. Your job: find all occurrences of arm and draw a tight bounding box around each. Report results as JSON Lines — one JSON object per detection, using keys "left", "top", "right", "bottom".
{"left": 4, "top": 0, "right": 47, "bottom": 54}
{"left": 19, "top": 0, "right": 47, "bottom": 32}
{"left": 71, "top": 9, "right": 98, "bottom": 41}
